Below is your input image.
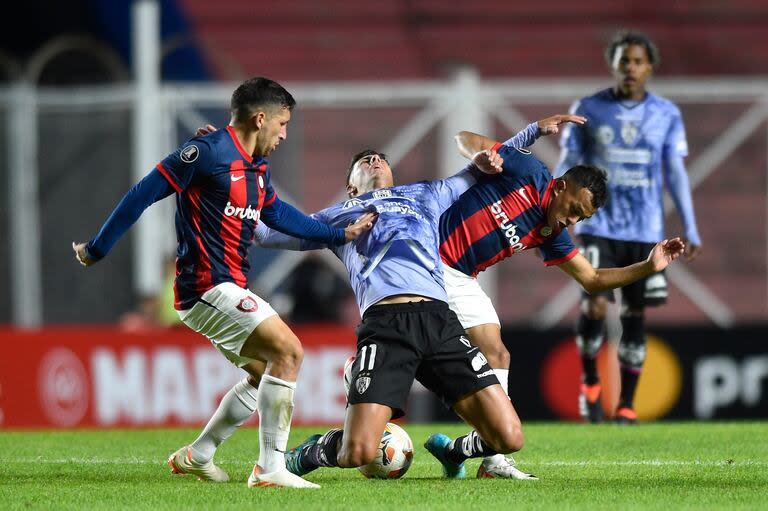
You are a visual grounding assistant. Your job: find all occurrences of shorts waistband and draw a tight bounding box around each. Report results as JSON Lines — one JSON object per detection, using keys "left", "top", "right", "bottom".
{"left": 363, "top": 299, "right": 448, "bottom": 319}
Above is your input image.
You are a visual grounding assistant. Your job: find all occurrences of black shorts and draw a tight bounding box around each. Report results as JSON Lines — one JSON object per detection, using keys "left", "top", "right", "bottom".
{"left": 346, "top": 300, "right": 498, "bottom": 419}
{"left": 578, "top": 234, "right": 667, "bottom": 307}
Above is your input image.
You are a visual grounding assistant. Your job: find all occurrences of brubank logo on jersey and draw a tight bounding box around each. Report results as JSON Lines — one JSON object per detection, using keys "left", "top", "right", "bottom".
{"left": 490, "top": 200, "right": 525, "bottom": 252}
{"left": 224, "top": 202, "right": 260, "bottom": 221}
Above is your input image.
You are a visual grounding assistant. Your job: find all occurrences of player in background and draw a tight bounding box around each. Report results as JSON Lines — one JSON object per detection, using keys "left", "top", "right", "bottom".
{"left": 72, "top": 77, "right": 375, "bottom": 489}
{"left": 555, "top": 30, "right": 703, "bottom": 424}
{"left": 257, "top": 134, "right": 684, "bottom": 482}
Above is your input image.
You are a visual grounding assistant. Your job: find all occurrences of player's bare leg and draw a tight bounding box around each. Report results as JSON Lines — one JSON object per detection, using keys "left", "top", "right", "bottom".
{"left": 167, "top": 360, "right": 266, "bottom": 482}
{"left": 457, "top": 323, "right": 536, "bottom": 479}
{"left": 284, "top": 403, "right": 391, "bottom": 476}
{"left": 425, "top": 384, "right": 537, "bottom": 479}
{"left": 576, "top": 296, "right": 609, "bottom": 423}
{"left": 239, "top": 315, "right": 319, "bottom": 488}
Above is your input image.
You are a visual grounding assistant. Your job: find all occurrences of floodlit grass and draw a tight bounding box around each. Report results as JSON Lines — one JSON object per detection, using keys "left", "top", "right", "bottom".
{"left": 1, "top": 422, "right": 766, "bottom": 510}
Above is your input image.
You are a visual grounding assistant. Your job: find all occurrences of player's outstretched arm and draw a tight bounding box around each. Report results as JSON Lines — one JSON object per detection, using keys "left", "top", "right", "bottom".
{"left": 558, "top": 238, "right": 685, "bottom": 294}
{"left": 536, "top": 114, "right": 586, "bottom": 136}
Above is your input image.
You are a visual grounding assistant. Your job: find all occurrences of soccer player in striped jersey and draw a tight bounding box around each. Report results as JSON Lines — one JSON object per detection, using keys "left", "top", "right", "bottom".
{"left": 555, "top": 30, "right": 702, "bottom": 425}
{"left": 72, "top": 77, "right": 375, "bottom": 489}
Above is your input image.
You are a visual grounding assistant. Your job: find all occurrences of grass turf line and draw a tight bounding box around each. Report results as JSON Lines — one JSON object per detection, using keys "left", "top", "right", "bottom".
{"left": 1, "top": 421, "right": 766, "bottom": 510}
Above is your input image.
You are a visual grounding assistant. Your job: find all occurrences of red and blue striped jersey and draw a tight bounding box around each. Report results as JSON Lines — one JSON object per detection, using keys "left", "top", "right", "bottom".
{"left": 439, "top": 142, "right": 578, "bottom": 277}
{"left": 156, "top": 126, "right": 276, "bottom": 310}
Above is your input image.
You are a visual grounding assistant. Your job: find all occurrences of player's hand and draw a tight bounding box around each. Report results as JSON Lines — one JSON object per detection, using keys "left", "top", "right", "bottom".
{"left": 195, "top": 124, "right": 217, "bottom": 137}
{"left": 537, "top": 114, "right": 587, "bottom": 136}
{"left": 646, "top": 237, "right": 685, "bottom": 271}
{"left": 72, "top": 241, "right": 95, "bottom": 267}
{"left": 344, "top": 212, "right": 378, "bottom": 241}
{"left": 683, "top": 240, "right": 702, "bottom": 262}
{"left": 472, "top": 149, "right": 503, "bottom": 174}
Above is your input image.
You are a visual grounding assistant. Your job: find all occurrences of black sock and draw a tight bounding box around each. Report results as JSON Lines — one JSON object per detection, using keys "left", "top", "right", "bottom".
{"left": 301, "top": 428, "right": 343, "bottom": 469}
{"left": 445, "top": 431, "right": 498, "bottom": 464}
{"left": 618, "top": 315, "right": 646, "bottom": 409}
{"left": 576, "top": 314, "right": 605, "bottom": 385}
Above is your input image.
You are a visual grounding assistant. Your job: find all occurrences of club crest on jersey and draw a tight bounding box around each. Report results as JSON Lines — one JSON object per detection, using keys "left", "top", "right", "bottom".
{"left": 180, "top": 145, "right": 199, "bottom": 163}
{"left": 355, "top": 375, "right": 371, "bottom": 394}
{"left": 621, "top": 122, "right": 639, "bottom": 145}
{"left": 597, "top": 125, "right": 614, "bottom": 145}
{"left": 236, "top": 296, "right": 258, "bottom": 313}
{"left": 541, "top": 226, "right": 553, "bottom": 236}
{"left": 372, "top": 189, "right": 392, "bottom": 200}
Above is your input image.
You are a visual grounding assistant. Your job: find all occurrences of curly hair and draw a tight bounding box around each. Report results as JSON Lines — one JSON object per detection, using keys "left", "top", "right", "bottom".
{"left": 604, "top": 29, "right": 660, "bottom": 69}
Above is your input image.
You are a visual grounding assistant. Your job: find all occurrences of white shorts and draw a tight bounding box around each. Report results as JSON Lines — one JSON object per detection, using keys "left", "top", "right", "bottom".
{"left": 177, "top": 282, "right": 277, "bottom": 367}
{"left": 442, "top": 263, "right": 500, "bottom": 330}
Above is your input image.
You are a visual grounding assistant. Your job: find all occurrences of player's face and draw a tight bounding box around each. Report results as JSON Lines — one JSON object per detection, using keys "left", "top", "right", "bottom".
{"left": 347, "top": 153, "right": 394, "bottom": 197}
{"left": 612, "top": 44, "right": 653, "bottom": 99}
{"left": 548, "top": 181, "right": 596, "bottom": 231}
{"left": 255, "top": 107, "right": 291, "bottom": 156}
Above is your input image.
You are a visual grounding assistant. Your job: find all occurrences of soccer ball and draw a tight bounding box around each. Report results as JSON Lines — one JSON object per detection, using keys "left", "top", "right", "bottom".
{"left": 357, "top": 422, "right": 414, "bottom": 479}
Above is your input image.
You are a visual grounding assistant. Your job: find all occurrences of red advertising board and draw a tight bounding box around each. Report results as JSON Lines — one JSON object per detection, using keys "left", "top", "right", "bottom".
{"left": 0, "top": 325, "right": 357, "bottom": 429}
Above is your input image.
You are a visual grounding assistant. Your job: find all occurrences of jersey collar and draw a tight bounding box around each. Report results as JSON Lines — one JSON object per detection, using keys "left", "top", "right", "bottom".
{"left": 226, "top": 126, "right": 253, "bottom": 163}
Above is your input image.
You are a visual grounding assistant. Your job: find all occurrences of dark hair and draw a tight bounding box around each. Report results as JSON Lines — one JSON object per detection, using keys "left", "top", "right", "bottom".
{"left": 563, "top": 164, "right": 608, "bottom": 210}
{"left": 230, "top": 77, "right": 296, "bottom": 122}
{"left": 346, "top": 149, "right": 388, "bottom": 185}
{"left": 604, "top": 30, "right": 660, "bottom": 69}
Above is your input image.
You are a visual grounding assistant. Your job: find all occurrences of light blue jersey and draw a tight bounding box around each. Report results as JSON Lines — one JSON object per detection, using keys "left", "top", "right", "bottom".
{"left": 556, "top": 88, "right": 701, "bottom": 245}
{"left": 255, "top": 167, "right": 477, "bottom": 315}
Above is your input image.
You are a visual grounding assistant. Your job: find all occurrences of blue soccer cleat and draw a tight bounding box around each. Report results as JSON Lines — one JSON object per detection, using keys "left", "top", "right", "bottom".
{"left": 284, "top": 434, "right": 322, "bottom": 476}
{"left": 424, "top": 433, "right": 466, "bottom": 479}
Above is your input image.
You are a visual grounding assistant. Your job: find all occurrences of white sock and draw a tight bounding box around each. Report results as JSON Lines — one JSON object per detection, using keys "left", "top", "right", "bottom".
{"left": 494, "top": 368, "right": 510, "bottom": 398}
{"left": 485, "top": 368, "right": 511, "bottom": 465}
{"left": 256, "top": 374, "right": 296, "bottom": 473}
{"left": 189, "top": 378, "right": 258, "bottom": 464}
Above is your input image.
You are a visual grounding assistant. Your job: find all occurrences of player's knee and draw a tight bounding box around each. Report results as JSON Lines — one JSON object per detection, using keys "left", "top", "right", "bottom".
{"left": 271, "top": 333, "right": 304, "bottom": 372}
{"left": 486, "top": 423, "right": 524, "bottom": 454}
{"left": 339, "top": 438, "right": 377, "bottom": 467}
{"left": 483, "top": 344, "right": 510, "bottom": 369}
{"left": 582, "top": 297, "right": 608, "bottom": 319}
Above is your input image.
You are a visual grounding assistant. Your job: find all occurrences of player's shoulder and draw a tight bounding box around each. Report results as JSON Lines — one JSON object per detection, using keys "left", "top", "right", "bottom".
{"left": 580, "top": 88, "right": 614, "bottom": 106}
{"left": 645, "top": 91, "right": 682, "bottom": 116}
{"left": 176, "top": 133, "right": 218, "bottom": 163}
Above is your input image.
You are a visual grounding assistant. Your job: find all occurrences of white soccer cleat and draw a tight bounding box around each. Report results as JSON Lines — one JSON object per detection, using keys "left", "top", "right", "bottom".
{"left": 247, "top": 464, "right": 321, "bottom": 489}
{"left": 476, "top": 454, "right": 538, "bottom": 480}
{"left": 167, "top": 446, "right": 229, "bottom": 482}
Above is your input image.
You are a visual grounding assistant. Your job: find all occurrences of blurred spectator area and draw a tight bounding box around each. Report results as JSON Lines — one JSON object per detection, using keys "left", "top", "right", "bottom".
{"left": 179, "top": 0, "right": 768, "bottom": 80}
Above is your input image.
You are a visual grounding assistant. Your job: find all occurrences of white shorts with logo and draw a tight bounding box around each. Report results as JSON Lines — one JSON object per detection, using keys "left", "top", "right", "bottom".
{"left": 442, "top": 263, "right": 501, "bottom": 329}
{"left": 177, "top": 282, "right": 277, "bottom": 367}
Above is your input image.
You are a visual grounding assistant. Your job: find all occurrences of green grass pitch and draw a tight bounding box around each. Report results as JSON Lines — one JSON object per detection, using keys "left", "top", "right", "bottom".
{"left": 1, "top": 421, "right": 766, "bottom": 510}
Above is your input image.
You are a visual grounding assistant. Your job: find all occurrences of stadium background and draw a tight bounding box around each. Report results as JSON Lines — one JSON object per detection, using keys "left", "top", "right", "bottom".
{"left": 0, "top": 0, "right": 766, "bottom": 429}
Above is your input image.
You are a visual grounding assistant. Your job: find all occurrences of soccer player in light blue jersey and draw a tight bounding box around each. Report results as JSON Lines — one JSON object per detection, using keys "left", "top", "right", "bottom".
{"left": 555, "top": 30, "right": 703, "bottom": 424}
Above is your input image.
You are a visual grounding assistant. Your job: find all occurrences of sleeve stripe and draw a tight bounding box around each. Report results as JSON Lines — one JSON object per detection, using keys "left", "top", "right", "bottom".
{"left": 156, "top": 163, "right": 182, "bottom": 194}
{"left": 491, "top": 142, "right": 503, "bottom": 152}
{"left": 544, "top": 248, "right": 579, "bottom": 267}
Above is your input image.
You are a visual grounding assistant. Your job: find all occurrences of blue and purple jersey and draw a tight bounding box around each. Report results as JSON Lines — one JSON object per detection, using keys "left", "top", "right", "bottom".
{"left": 439, "top": 142, "right": 578, "bottom": 277}
{"left": 556, "top": 88, "right": 700, "bottom": 245}
{"left": 157, "top": 127, "right": 280, "bottom": 309}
